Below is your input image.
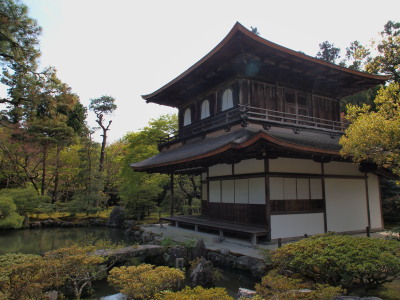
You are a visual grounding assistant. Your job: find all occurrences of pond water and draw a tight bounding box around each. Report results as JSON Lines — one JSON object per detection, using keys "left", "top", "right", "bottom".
{"left": 0, "top": 227, "right": 136, "bottom": 255}
{"left": 0, "top": 227, "right": 258, "bottom": 299}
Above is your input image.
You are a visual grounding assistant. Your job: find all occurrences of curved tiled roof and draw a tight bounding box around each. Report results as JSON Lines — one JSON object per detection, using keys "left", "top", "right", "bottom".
{"left": 131, "top": 127, "right": 342, "bottom": 173}
{"left": 142, "top": 22, "right": 390, "bottom": 107}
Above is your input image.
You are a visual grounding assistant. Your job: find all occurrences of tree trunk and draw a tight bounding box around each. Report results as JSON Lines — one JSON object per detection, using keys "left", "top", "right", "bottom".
{"left": 99, "top": 127, "right": 107, "bottom": 173}
{"left": 52, "top": 144, "right": 61, "bottom": 203}
{"left": 41, "top": 144, "right": 48, "bottom": 195}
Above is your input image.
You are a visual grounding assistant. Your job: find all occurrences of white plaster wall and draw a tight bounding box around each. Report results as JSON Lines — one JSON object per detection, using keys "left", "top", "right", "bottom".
{"left": 221, "top": 180, "right": 235, "bottom": 203}
{"left": 269, "top": 158, "right": 321, "bottom": 174}
{"left": 324, "top": 161, "right": 362, "bottom": 176}
{"left": 235, "top": 158, "right": 264, "bottom": 174}
{"left": 271, "top": 213, "right": 324, "bottom": 239}
{"left": 235, "top": 179, "right": 249, "bottom": 204}
{"left": 368, "top": 174, "right": 383, "bottom": 229}
{"left": 209, "top": 181, "right": 220, "bottom": 203}
{"left": 209, "top": 164, "right": 232, "bottom": 177}
{"left": 310, "top": 179, "right": 323, "bottom": 199}
{"left": 270, "top": 177, "right": 284, "bottom": 200}
{"left": 249, "top": 177, "right": 265, "bottom": 204}
{"left": 325, "top": 178, "right": 368, "bottom": 232}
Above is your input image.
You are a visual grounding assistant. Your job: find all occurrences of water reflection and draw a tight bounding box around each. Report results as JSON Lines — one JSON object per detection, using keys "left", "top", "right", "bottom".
{"left": 0, "top": 227, "right": 134, "bottom": 255}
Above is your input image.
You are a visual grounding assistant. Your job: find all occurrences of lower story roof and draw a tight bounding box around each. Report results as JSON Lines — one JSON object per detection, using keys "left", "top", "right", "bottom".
{"left": 130, "top": 126, "right": 343, "bottom": 174}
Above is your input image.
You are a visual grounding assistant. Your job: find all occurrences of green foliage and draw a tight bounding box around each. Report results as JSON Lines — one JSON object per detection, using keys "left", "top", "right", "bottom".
{"left": 0, "top": 196, "right": 24, "bottom": 229}
{"left": 0, "top": 0, "right": 41, "bottom": 73}
{"left": 43, "top": 244, "right": 107, "bottom": 299}
{"left": 316, "top": 41, "right": 341, "bottom": 63}
{"left": 340, "top": 82, "right": 400, "bottom": 176}
{"left": 0, "top": 253, "right": 47, "bottom": 300}
{"left": 155, "top": 286, "right": 233, "bottom": 300}
{"left": 0, "top": 187, "right": 49, "bottom": 216}
{"left": 365, "top": 20, "right": 400, "bottom": 82}
{"left": 108, "top": 264, "right": 185, "bottom": 300}
{"left": 119, "top": 115, "right": 177, "bottom": 219}
{"left": 272, "top": 234, "right": 400, "bottom": 290}
{"left": 255, "top": 270, "right": 344, "bottom": 300}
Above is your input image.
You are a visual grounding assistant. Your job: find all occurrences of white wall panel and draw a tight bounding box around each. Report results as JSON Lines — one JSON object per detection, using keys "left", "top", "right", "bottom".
{"left": 368, "top": 174, "right": 383, "bottom": 229}
{"left": 209, "top": 181, "right": 220, "bottom": 203}
{"left": 270, "top": 177, "right": 284, "bottom": 200}
{"left": 221, "top": 180, "right": 235, "bottom": 203}
{"left": 209, "top": 164, "right": 232, "bottom": 177}
{"left": 269, "top": 158, "right": 321, "bottom": 174}
{"left": 235, "top": 159, "right": 264, "bottom": 174}
{"left": 297, "top": 178, "right": 310, "bottom": 199}
{"left": 310, "top": 179, "right": 323, "bottom": 199}
{"left": 325, "top": 178, "right": 368, "bottom": 232}
{"left": 249, "top": 178, "right": 265, "bottom": 204}
{"left": 271, "top": 213, "right": 324, "bottom": 239}
{"left": 284, "top": 178, "right": 297, "bottom": 200}
{"left": 235, "top": 179, "right": 249, "bottom": 204}
{"left": 324, "top": 161, "right": 362, "bottom": 176}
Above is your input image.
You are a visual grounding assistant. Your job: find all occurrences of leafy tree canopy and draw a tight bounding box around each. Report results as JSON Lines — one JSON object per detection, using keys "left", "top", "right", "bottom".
{"left": 340, "top": 82, "right": 400, "bottom": 176}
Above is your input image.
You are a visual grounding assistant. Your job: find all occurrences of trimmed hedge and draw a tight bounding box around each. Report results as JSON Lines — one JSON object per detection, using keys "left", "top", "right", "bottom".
{"left": 272, "top": 233, "right": 400, "bottom": 290}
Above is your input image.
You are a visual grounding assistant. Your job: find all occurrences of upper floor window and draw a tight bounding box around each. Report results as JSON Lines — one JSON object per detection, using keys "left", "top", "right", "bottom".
{"left": 201, "top": 100, "right": 210, "bottom": 119}
{"left": 221, "top": 89, "right": 233, "bottom": 111}
{"left": 183, "top": 108, "right": 191, "bottom": 126}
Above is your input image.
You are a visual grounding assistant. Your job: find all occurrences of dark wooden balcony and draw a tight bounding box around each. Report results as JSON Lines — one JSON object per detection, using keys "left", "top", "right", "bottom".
{"left": 158, "top": 104, "right": 347, "bottom": 148}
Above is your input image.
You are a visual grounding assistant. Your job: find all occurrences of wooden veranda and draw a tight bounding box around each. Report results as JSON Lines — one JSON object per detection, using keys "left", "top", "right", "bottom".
{"left": 160, "top": 215, "right": 269, "bottom": 246}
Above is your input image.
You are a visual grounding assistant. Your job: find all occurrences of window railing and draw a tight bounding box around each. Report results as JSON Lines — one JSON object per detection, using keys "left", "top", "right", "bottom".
{"left": 158, "top": 104, "right": 347, "bottom": 147}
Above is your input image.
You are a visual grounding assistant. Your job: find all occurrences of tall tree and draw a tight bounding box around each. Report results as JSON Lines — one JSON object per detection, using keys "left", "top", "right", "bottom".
{"left": 119, "top": 114, "right": 177, "bottom": 219}
{"left": 0, "top": 0, "right": 42, "bottom": 119}
{"left": 316, "top": 41, "right": 341, "bottom": 64}
{"left": 340, "top": 82, "right": 400, "bottom": 176}
{"left": 366, "top": 21, "right": 400, "bottom": 82}
{"left": 89, "top": 95, "right": 117, "bottom": 173}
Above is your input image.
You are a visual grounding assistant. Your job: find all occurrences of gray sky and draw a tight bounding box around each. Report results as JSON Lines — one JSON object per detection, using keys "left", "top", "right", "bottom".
{"left": 17, "top": 0, "right": 400, "bottom": 142}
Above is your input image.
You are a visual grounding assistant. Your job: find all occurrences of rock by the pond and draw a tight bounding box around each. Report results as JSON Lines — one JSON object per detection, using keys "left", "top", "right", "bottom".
{"left": 122, "top": 219, "right": 136, "bottom": 229}
{"left": 41, "top": 219, "right": 55, "bottom": 227}
{"left": 30, "top": 221, "right": 41, "bottom": 228}
{"left": 163, "top": 245, "right": 187, "bottom": 267}
{"left": 45, "top": 290, "right": 58, "bottom": 300}
{"left": 191, "top": 239, "right": 206, "bottom": 259}
{"left": 234, "top": 255, "right": 266, "bottom": 278}
{"left": 107, "top": 206, "right": 125, "bottom": 228}
{"left": 189, "top": 257, "right": 215, "bottom": 287}
{"left": 100, "top": 293, "right": 127, "bottom": 300}
{"left": 237, "top": 287, "right": 257, "bottom": 299}
{"left": 96, "top": 245, "right": 163, "bottom": 263}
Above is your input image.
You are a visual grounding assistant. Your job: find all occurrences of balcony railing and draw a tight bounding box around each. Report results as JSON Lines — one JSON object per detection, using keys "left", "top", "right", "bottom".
{"left": 158, "top": 104, "right": 347, "bottom": 147}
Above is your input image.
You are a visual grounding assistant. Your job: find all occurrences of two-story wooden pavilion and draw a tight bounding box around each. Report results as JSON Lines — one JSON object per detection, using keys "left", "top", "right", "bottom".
{"left": 131, "top": 22, "right": 390, "bottom": 244}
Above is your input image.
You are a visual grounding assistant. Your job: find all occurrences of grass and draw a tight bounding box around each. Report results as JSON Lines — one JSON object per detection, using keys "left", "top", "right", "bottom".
{"left": 30, "top": 208, "right": 112, "bottom": 220}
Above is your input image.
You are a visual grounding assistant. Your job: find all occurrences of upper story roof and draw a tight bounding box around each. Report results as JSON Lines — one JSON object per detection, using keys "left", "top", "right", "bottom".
{"left": 142, "top": 22, "right": 389, "bottom": 107}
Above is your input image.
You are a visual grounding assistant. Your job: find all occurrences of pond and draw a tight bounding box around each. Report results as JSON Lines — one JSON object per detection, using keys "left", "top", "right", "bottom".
{"left": 0, "top": 227, "right": 258, "bottom": 299}
{"left": 0, "top": 227, "right": 135, "bottom": 255}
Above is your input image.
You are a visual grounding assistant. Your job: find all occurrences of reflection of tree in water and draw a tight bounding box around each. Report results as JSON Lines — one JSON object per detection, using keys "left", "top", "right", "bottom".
{"left": 0, "top": 227, "right": 133, "bottom": 254}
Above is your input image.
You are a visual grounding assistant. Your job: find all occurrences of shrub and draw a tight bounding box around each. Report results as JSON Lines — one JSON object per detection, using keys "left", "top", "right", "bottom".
{"left": 255, "top": 270, "right": 344, "bottom": 299}
{"left": 108, "top": 264, "right": 185, "bottom": 299}
{"left": 155, "top": 286, "right": 233, "bottom": 300}
{"left": 0, "top": 253, "right": 48, "bottom": 300}
{"left": 272, "top": 233, "right": 400, "bottom": 290}
{"left": 0, "top": 196, "right": 24, "bottom": 229}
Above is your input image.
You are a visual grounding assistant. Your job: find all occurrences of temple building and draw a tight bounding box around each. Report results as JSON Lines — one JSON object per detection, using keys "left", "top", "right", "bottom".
{"left": 131, "top": 22, "right": 390, "bottom": 244}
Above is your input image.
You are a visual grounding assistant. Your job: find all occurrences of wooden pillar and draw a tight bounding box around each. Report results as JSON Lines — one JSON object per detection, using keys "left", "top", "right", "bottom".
{"left": 264, "top": 158, "right": 271, "bottom": 241}
{"left": 321, "top": 163, "right": 328, "bottom": 233}
{"left": 170, "top": 173, "right": 174, "bottom": 217}
{"left": 364, "top": 173, "right": 371, "bottom": 229}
